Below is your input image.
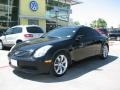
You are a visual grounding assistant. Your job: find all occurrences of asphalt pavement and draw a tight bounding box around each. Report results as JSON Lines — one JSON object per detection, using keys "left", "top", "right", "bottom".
{"left": 0, "top": 41, "right": 120, "bottom": 90}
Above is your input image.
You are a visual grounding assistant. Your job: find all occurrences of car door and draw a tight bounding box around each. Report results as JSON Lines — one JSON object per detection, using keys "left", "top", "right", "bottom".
{"left": 3, "top": 27, "right": 22, "bottom": 47}
{"left": 90, "top": 29, "right": 102, "bottom": 55}
{"left": 3, "top": 28, "right": 13, "bottom": 46}
{"left": 71, "top": 27, "right": 100, "bottom": 61}
{"left": 9, "top": 27, "right": 22, "bottom": 45}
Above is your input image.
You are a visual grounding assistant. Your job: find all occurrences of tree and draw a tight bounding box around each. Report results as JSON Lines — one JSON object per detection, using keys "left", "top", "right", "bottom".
{"left": 90, "top": 20, "right": 97, "bottom": 28}
{"left": 73, "top": 21, "right": 80, "bottom": 25}
{"left": 90, "top": 18, "right": 107, "bottom": 28}
{"left": 69, "top": 19, "right": 80, "bottom": 26}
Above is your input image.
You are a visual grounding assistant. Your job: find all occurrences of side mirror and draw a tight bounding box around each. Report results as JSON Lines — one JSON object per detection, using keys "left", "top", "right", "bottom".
{"left": 75, "top": 35, "right": 84, "bottom": 41}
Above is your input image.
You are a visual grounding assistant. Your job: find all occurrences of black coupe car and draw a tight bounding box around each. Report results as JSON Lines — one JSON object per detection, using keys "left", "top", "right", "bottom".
{"left": 8, "top": 26, "right": 109, "bottom": 77}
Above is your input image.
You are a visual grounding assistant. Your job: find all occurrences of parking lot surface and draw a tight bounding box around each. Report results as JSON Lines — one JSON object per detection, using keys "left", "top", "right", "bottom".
{"left": 0, "top": 41, "right": 120, "bottom": 90}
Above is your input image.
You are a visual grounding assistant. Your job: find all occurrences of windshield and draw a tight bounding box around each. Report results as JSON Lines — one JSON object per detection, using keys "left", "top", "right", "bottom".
{"left": 42, "top": 27, "right": 78, "bottom": 38}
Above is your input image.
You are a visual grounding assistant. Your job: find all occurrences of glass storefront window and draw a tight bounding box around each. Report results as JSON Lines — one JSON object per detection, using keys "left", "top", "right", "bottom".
{"left": 0, "top": 0, "right": 19, "bottom": 30}
{"left": 46, "top": 0, "right": 71, "bottom": 31}
{"left": 28, "top": 19, "right": 39, "bottom": 25}
{"left": 46, "top": 0, "right": 70, "bottom": 21}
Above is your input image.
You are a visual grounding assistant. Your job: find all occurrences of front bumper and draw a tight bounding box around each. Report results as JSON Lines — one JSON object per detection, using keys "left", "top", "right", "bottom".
{"left": 8, "top": 57, "right": 52, "bottom": 74}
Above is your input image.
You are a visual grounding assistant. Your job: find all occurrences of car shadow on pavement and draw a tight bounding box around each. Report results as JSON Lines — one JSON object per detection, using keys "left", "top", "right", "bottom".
{"left": 13, "top": 55, "right": 118, "bottom": 83}
{"left": 3, "top": 47, "right": 11, "bottom": 51}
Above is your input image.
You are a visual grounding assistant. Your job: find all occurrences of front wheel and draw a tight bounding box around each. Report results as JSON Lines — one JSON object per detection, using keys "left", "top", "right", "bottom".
{"left": 16, "top": 40, "right": 22, "bottom": 44}
{"left": 100, "top": 45, "right": 109, "bottom": 59}
{"left": 0, "top": 41, "right": 3, "bottom": 50}
{"left": 51, "top": 53, "right": 69, "bottom": 77}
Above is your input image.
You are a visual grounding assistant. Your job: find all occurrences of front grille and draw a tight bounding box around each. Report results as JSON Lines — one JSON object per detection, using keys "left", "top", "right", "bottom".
{"left": 20, "top": 66, "right": 38, "bottom": 70}
{"left": 18, "top": 61, "right": 38, "bottom": 70}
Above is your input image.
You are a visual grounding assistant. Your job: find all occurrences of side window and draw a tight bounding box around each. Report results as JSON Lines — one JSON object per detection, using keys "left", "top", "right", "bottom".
{"left": 92, "top": 29, "right": 102, "bottom": 37}
{"left": 78, "top": 27, "right": 93, "bottom": 37}
{"left": 5, "top": 28, "right": 13, "bottom": 35}
{"left": 79, "top": 27, "right": 101, "bottom": 37}
{"left": 12, "top": 27, "right": 22, "bottom": 34}
{"left": 77, "top": 27, "right": 99, "bottom": 42}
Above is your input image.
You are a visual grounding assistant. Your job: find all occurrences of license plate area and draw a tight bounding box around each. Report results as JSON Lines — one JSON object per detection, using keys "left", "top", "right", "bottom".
{"left": 11, "top": 59, "right": 17, "bottom": 67}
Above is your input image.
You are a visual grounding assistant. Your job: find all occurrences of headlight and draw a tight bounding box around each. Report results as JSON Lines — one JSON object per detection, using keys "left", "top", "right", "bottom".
{"left": 34, "top": 45, "right": 52, "bottom": 58}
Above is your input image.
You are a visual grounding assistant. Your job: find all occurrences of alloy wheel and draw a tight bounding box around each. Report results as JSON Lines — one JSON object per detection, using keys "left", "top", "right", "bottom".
{"left": 54, "top": 54, "right": 68, "bottom": 76}
{"left": 102, "top": 45, "right": 108, "bottom": 58}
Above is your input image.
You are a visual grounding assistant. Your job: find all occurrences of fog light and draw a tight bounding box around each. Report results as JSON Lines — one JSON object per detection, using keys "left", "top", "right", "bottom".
{"left": 44, "top": 60, "right": 52, "bottom": 64}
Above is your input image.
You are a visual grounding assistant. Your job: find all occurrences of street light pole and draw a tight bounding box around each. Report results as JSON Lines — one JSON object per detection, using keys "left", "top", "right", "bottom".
{"left": 7, "top": 0, "right": 10, "bottom": 28}
{"left": 55, "top": 10, "right": 58, "bottom": 27}
{"left": 56, "top": 0, "right": 60, "bottom": 28}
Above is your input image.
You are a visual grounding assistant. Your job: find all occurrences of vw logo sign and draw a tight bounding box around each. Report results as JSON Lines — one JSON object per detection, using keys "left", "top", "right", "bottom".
{"left": 30, "top": 1, "right": 38, "bottom": 11}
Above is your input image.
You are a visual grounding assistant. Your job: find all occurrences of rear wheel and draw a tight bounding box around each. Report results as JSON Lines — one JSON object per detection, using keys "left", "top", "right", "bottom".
{"left": 100, "top": 45, "right": 109, "bottom": 59}
{"left": 16, "top": 40, "right": 22, "bottom": 44}
{"left": 51, "top": 52, "right": 69, "bottom": 77}
{"left": 0, "top": 41, "right": 3, "bottom": 50}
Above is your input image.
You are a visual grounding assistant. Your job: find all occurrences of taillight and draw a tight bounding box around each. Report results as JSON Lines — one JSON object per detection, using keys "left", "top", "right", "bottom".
{"left": 24, "top": 34, "right": 33, "bottom": 37}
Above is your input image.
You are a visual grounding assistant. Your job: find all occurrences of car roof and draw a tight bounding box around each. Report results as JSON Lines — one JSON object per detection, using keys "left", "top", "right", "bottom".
{"left": 60, "top": 25, "right": 90, "bottom": 29}
{"left": 11, "top": 25, "right": 40, "bottom": 28}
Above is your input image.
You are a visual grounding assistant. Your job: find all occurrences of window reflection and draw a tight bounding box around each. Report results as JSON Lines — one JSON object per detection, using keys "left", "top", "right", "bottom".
{"left": 46, "top": 0, "right": 70, "bottom": 21}
{"left": 0, "top": 0, "right": 18, "bottom": 29}
{"left": 46, "top": 0, "right": 71, "bottom": 31}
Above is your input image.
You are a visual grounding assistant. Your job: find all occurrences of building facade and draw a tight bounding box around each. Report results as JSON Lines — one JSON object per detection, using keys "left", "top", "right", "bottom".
{"left": 0, "top": 0, "right": 81, "bottom": 32}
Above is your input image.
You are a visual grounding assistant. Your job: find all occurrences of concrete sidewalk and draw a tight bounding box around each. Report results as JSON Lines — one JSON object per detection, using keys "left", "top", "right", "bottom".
{"left": 0, "top": 50, "right": 9, "bottom": 68}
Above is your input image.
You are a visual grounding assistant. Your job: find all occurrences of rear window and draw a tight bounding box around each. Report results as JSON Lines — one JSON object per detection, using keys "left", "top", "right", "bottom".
{"left": 101, "top": 29, "right": 108, "bottom": 33}
{"left": 92, "top": 29, "right": 102, "bottom": 37}
{"left": 97, "top": 29, "right": 108, "bottom": 33}
{"left": 27, "top": 27, "right": 44, "bottom": 33}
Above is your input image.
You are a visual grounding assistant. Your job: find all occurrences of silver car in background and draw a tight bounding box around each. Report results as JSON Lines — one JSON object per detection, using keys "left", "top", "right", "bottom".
{"left": 0, "top": 25, "right": 44, "bottom": 49}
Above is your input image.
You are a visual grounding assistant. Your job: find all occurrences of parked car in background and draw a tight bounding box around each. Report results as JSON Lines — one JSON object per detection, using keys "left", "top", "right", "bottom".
{"left": 109, "top": 30, "right": 120, "bottom": 40}
{"left": 0, "top": 25, "right": 44, "bottom": 49}
{"left": 0, "top": 28, "right": 7, "bottom": 36}
{"left": 96, "top": 28, "right": 109, "bottom": 37}
{"left": 0, "top": 32, "right": 3, "bottom": 37}
{"left": 8, "top": 26, "right": 109, "bottom": 77}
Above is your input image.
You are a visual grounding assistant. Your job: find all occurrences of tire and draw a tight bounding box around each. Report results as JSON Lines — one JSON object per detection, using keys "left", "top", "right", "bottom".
{"left": 16, "top": 40, "right": 22, "bottom": 44}
{"left": 51, "top": 52, "right": 69, "bottom": 77}
{"left": 0, "top": 41, "right": 3, "bottom": 50}
{"left": 100, "top": 45, "right": 109, "bottom": 59}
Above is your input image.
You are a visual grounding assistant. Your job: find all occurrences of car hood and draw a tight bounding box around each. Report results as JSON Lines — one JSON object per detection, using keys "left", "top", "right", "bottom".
{"left": 11, "top": 37, "right": 71, "bottom": 52}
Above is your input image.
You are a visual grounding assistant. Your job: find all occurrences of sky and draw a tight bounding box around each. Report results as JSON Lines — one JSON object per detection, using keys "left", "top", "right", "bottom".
{"left": 70, "top": 0, "right": 120, "bottom": 28}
